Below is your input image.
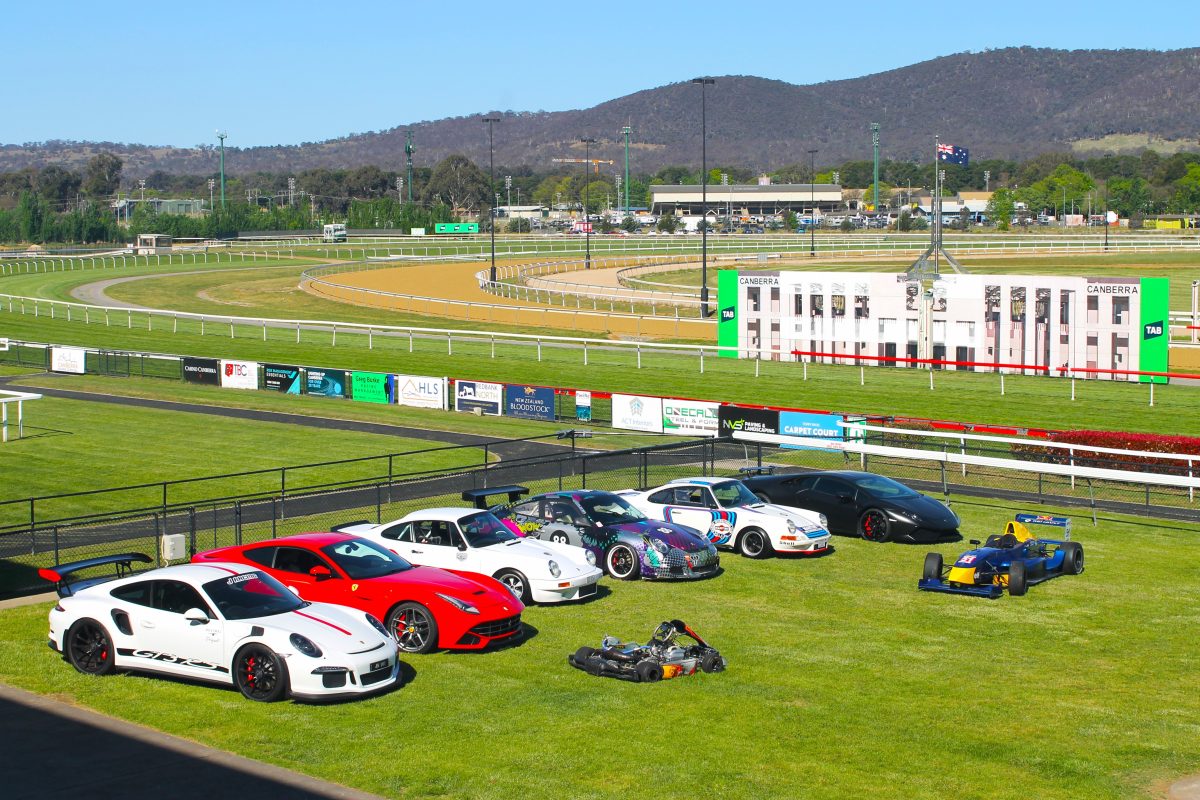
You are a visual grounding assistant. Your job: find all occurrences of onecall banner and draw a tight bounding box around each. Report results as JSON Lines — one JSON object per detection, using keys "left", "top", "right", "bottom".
{"left": 455, "top": 380, "right": 502, "bottom": 415}
{"left": 263, "top": 364, "right": 301, "bottom": 394}
{"left": 352, "top": 371, "right": 395, "bottom": 404}
{"left": 182, "top": 357, "right": 220, "bottom": 385}
{"left": 779, "top": 411, "right": 845, "bottom": 450}
{"left": 662, "top": 399, "right": 720, "bottom": 437}
{"left": 612, "top": 394, "right": 664, "bottom": 433}
{"left": 306, "top": 368, "right": 347, "bottom": 398}
{"left": 505, "top": 384, "right": 556, "bottom": 421}
{"left": 220, "top": 360, "right": 258, "bottom": 390}
{"left": 396, "top": 374, "right": 446, "bottom": 409}
{"left": 50, "top": 346, "right": 87, "bottom": 374}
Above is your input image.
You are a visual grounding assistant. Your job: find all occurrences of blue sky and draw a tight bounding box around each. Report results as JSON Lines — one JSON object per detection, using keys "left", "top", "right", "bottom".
{"left": 7, "top": 1, "right": 1197, "bottom": 148}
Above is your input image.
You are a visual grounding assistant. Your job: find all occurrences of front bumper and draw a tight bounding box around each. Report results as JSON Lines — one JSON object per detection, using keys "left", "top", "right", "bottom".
{"left": 643, "top": 548, "right": 720, "bottom": 580}
{"left": 529, "top": 568, "right": 603, "bottom": 604}
{"left": 774, "top": 530, "right": 832, "bottom": 556}
{"left": 917, "top": 578, "right": 1004, "bottom": 598}
{"left": 289, "top": 644, "right": 403, "bottom": 699}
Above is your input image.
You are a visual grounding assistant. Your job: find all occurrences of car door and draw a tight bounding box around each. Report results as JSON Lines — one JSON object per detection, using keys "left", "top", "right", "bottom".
{"left": 660, "top": 486, "right": 722, "bottom": 542}
{"left": 810, "top": 477, "right": 858, "bottom": 533}
{"left": 113, "top": 579, "right": 226, "bottom": 681}
{"left": 405, "top": 519, "right": 460, "bottom": 570}
{"left": 267, "top": 546, "right": 344, "bottom": 604}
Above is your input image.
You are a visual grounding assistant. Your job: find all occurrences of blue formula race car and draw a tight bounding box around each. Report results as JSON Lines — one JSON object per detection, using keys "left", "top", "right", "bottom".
{"left": 918, "top": 514, "right": 1084, "bottom": 598}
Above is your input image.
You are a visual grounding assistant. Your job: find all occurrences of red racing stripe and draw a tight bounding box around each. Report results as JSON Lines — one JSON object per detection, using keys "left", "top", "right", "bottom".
{"left": 294, "top": 610, "right": 351, "bottom": 636}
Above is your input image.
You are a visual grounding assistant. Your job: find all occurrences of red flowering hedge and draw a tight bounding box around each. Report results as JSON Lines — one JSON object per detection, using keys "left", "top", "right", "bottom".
{"left": 1013, "top": 429, "right": 1200, "bottom": 473}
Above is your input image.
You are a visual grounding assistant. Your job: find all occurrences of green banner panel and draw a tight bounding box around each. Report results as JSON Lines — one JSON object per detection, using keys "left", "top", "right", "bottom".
{"left": 1138, "top": 277, "right": 1169, "bottom": 384}
{"left": 718, "top": 269, "right": 739, "bottom": 358}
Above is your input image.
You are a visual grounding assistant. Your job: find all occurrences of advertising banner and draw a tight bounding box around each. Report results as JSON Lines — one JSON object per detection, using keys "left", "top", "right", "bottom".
{"left": 779, "top": 411, "right": 845, "bottom": 450}
{"left": 182, "top": 357, "right": 220, "bottom": 386}
{"left": 717, "top": 405, "right": 779, "bottom": 438}
{"left": 306, "top": 368, "right": 347, "bottom": 398}
{"left": 50, "top": 346, "right": 87, "bottom": 374}
{"left": 506, "top": 384, "right": 556, "bottom": 421}
{"left": 263, "top": 364, "right": 301, "bottom": 394}
{"left": 575, "top": 390, "right": 592, "bottom": 422}
{"left": 396, "top": 374, "right": 446, "bottom": 409}
{"left": 612, "top": 394, "right": 664, "bottom": 433}
{"left": 352, "top": 371, "right": 395, "bottom": 404}
{"left": 455, "top": 380, "right": 503, "bottom": 415}
{"left": 662, "top": 399, "right": 720, "bottom": 437}
{"left": 220, "top": 360, "right": 258, "bottom": 390}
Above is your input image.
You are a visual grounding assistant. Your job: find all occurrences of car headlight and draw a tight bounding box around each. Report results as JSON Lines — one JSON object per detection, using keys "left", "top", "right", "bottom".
{"left": 819, "top": 514, "right": 828, "bottom": 529}
{"left": 365, "top": 613, "right": 390, "bottom": 638}
{"left": 584, "top": 549, "right": 597, "bottom": 566}
{"left": 786, "top": 519, "right": 797, "bottom": 534}
{"left": 435, "top": 593, "right": 480, "bottom": 615}
{"left": 548, "top": 560, "right": 561, "bottom": 578}
{"left": 289, "top": 633, "right": 323, "bottom": 658}
{"left": 649, "top": 537, "right": 669, "bottom": 553}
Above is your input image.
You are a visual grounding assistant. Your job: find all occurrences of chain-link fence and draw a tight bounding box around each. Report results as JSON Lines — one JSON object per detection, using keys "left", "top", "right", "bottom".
{"left": 3, "top": 437, "right": 1196, "bottom": 598}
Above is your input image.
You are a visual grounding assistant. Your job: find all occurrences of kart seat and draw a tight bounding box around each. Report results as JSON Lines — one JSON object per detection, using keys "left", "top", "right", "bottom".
{"left": 985, "top": 533, "right": 1020, "bottom": 549}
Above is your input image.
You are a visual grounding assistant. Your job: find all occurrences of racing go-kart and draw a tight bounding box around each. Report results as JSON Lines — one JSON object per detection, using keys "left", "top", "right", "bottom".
{"left": 568, "top": 620, "right": 726, "bottom": 682}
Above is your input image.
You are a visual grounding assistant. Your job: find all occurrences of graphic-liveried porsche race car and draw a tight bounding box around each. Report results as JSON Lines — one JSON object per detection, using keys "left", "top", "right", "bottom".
{"left": 568, "top": 620, "right": 726, "bottom": 682}
{"left": 500, "top": 490, "right": 720, "bottom": 580}
{"left": 918, "top": 514, "right": 1084, "bottom": 598}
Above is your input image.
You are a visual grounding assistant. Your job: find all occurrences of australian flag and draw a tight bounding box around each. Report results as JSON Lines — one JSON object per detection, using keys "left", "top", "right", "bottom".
{"left": 937, "top": 143, "right": 969, "bottom": 166}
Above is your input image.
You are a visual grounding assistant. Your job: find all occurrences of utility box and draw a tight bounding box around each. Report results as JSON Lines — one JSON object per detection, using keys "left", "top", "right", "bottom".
{"left": 161, "top": 534, "right": 187, "bottom": 561}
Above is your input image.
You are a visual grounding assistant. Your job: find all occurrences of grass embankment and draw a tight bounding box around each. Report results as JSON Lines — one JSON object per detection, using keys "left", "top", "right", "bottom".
{"left": 0, "top": 498, "right": 1196, "bottom": 799}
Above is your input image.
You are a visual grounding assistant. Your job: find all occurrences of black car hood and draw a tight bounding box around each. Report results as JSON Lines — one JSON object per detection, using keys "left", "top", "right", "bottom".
{"left": 888, "top": 493, "right": 958, "bottom": 528}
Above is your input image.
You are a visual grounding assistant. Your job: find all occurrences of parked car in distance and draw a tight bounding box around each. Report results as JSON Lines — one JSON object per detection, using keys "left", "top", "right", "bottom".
{"left": 499, "top": 490, "right": 720, "bottom": 580}
{"left": 41, "top": 554, "right": 400, "bottom": 702}
{"left": 336, "top": 508, "right": 603, "bottom": 605}
{"left": 740, "top": 470, "right": 961, "bottom": 543}
{"left": 194, "top": 533, "right": 524, "bottom": 654}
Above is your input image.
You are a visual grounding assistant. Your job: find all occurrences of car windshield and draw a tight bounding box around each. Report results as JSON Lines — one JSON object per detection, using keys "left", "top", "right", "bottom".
{"left": 712, "top": 481, "right": 761, "bottom": 508}
{"left": 853, "top": 474, "right": 919, "bottom": 498}
{"left": 459, "top": 511, "right": 519, "bottom": 547}
{"left": 203, "top": 571, "right": 305, "bottom": 620}
{"left": 321, "top": 538, "right": 412, "bottom": 579}
{"left": 579, "top": 494, "right": 647, "bottom": 524}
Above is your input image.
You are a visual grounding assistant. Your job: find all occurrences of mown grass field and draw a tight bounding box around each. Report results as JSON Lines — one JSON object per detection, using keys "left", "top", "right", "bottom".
{"left": 0, "top": 497, "right": 1196, "bottom": 800}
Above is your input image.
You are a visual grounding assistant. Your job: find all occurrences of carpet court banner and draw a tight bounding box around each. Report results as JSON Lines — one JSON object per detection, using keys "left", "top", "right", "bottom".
{"left": 396, "top": 375, "right": 446, "bottom": 409}
{"left": 779, "top": 411, "right": 845, "bottom": 450}
{"left": 455, "top": 381, "right": 502, "bottom": 415}
{"left": 506, "top": 384, "right": 556, "bottom": 421}
{"left": 717, "top": 405, "right": 779, "bottom": 438}
{"left": 352, "top": 371, "right": 395, "bottom": 404}
{"left": 220, "top": 360, "right": 258, "bottom": 390}
{"left": 50, "top": 346, "right": 87, "bottom": 374}
{"left": 612, "top": 394, "right": 664, "bottom": 433}
{"left": 662, "top": 399, "right": 720, "bottom": 437}
{"left": 306, "top": 368, "right": 347, "bottom": 398}
{"left": 182, "top": 357, "right": 220, "bottom": 386}
{"left": 263, "top": 364, "right": 301, "bottom": 394}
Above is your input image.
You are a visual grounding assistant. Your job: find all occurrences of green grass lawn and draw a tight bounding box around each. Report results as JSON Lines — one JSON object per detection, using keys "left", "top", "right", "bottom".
{"left": 0, "top": 497, "right": 1195, "bottom": 799}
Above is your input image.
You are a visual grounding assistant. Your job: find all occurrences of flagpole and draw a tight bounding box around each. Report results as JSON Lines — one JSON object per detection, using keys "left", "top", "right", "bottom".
{"left": 933, "top": 135, "right": 940, "bottom": 275}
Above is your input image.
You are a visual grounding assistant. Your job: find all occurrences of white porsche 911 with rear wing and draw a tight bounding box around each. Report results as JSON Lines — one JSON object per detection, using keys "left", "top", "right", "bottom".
{"left": 41, "top": 553, "right": 401, "bottom": 702}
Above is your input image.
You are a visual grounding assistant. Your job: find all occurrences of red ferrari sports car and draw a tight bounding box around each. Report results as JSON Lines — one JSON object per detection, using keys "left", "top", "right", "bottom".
{"left": 194, "top": 533, "right": 524, "bottom": 654}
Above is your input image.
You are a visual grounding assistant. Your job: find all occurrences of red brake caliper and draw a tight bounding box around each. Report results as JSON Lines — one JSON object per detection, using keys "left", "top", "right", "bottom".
{"left": 246, "top": 656, "right": 256, "bottom": 686}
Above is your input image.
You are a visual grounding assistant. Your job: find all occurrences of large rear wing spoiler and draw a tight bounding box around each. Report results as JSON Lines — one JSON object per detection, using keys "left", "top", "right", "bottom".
{"left": 460, "top": 485, "right": 529, "bottom": 510}
{"left": 1011, "top": 513, "right": 1071, "bottom": 541}
{"left": 39, "top": 552, "right": 152, "bottom": 598}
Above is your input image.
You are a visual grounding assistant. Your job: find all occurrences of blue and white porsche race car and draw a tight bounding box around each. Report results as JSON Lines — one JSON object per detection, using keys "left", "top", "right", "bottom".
{"left": 619, "top": 477, "right": 831, "bottom": 559}
{"left": 41, "top": 553, "right": 401, "bottom": 701}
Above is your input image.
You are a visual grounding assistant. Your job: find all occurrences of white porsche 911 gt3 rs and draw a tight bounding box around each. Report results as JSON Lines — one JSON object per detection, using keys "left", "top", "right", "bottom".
{"left": 41, "top": 554, "right": 401, "bottom": 702}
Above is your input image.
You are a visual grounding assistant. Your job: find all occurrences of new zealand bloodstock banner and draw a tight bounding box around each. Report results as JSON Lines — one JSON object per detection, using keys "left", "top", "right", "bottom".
{"left": 182, "top": 357, "right": 220, "bottom": 386}
{"left": 505, "top": 384, "right": 556, "bottom": 421}
{"left": 306, "top": 368, "right": 348, "bottom": 398}
{"left": 717, "top": 406, "right": 779, "bottom": 438}
{"left": 263, "top": 364, "right": 301, "bottom": 394}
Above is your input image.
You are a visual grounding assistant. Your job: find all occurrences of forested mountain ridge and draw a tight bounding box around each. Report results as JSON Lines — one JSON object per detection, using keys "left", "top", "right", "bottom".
{"left": 3, "top": 47, "right": 1198, "bottom": 176}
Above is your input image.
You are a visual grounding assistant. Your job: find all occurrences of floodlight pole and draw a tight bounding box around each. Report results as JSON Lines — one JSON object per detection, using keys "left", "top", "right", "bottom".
{"left": 808, "top": 148, "right": 818, "bottom": 256}
{"left": 622, "top": 125, "right": 631, "bottom": 215}
{"left": 216, "top": 131, "right": 227, "bottom": 210}
{"left": 693, "top": 77, "right": 715, "bottom": 317}
{"left": 483, "top": 117, "right": 500, "bottom": 283}
{"left": 581, "top": 137, "right": 597, "bottom": 269}
{"left": 871, "top": 123, "right": 880, "bottom": 212}
{"left": 405, "top": 130, "right": 414, "bottom": 202}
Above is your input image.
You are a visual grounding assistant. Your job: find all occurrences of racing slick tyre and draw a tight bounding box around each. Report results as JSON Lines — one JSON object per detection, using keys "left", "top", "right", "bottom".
{"left": 636, "top": 660, "right": 664, "bottom": 683}
{"left": 1060, "top": 542, "right": 1085, "bottom": 575}
{"left": 606, "top": 544, "right": 641, "bottom": 580}
{"left": 922, "top": 552, "right": 943, "bottom": 582}
{"left": 387, "top": 602, "right": 440, "bottom": 654}
{"left": 754, "top": 492, "right": 772, "bottom": 504}
{"left": 65, "top": 619, "right": 117, "bottom": 676}
{"left": 548, "top": 531, "right": 571, "bottom": 545}
{"left": 494, "top": 569, "right": 533, "bottom": 605}
{"left": 1008, "top": 560, "right": 1028, "bottom": 596}
{"left": 700, "top": 651, "right": 725, "bottom": 674}
{"left": 858, "top": 509, "right": 892, "bottom": 542}
{"left": 738, "top": 527, "right": 773, "bottom": 559}
{"left": 233, "top": 643, "right": 290, "bottom": 702}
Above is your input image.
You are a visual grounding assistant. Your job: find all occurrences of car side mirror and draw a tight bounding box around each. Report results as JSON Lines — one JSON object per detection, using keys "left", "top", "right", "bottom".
{"left": 457, "top": 542, "right": 467, "bottom": 551}
{"left": 309, "top": 565, "right": 333, "bottom": 580}
{"left": 184, "top": 608, "right": 210, "bottom": 625}
{"left": 969, "top": 539, "right": 981, "bottom": 546}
